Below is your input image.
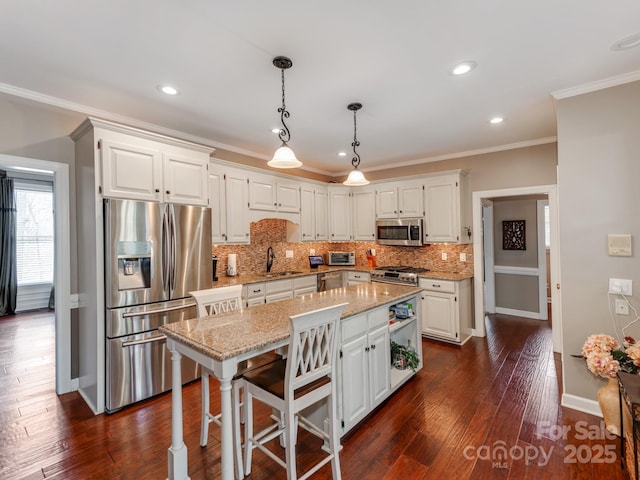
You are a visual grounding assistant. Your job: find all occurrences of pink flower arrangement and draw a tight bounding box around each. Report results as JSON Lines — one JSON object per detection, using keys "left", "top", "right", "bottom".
{"left": 581, "top": 334, "right": 640, "bottom": 378}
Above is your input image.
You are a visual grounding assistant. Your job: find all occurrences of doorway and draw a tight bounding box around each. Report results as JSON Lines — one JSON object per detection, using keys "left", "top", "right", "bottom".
{"left": 0, "top": 154, "right": 74, "bottom": 394}
{"left": 472, "top": 185, "right": 561, "bottom": 353}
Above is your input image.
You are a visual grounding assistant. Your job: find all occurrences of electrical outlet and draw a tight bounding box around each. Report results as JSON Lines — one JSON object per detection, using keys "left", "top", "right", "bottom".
{"left": 441, "top": 252, "right": 447, "bottom": 261}
{"left": 285, "top": 250, "right": 294, "bottom": 259}
{"left": 616, "top": 299, "right": 630, "bottom": 315}
{"left": 309, "top": 248, "right": 315, "bottom": 255}
{"left": 609, "top": 278, "right": 633, "bottom": 295}
{"left": 460, "top": 253, "right": 467, "bottom": 262}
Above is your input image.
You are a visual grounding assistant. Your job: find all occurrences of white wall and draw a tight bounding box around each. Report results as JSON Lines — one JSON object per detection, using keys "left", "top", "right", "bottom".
{"left": 557, "top": 80, "right": 640, "bottom": 402}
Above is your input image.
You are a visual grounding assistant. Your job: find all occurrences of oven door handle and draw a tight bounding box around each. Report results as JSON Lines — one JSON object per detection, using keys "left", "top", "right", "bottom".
{"left": 121, "top": 303, "right": 194, "bottom": 318}
{"left": 122, "top": 334, "right": 167, "bottom": 348}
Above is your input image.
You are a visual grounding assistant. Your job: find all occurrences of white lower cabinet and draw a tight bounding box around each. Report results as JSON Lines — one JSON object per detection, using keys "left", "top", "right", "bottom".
{"left": 265, "top": 279, "right": 294, "bottom": 303}
{"left": 340, "top": 310, "right": 389, "bottom": 433}
{"left": 420, "top": 277, "right": 473, "bottom": 344}
{"left": 345, "top": 271, "right": 370, "bottom": 286}
{"left": 293, "top": 275, "right": 317, "bottom": 297}
{"left": 243, "top": 282, "right": 266, "bottom": 307}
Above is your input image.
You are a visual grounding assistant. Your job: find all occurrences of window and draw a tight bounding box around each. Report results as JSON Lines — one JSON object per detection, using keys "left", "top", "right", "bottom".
{"left": 544, "top": 204, "right": 551, "bottom": 248}
{"left": 15, "top": 182, "right": 54, "bottom": 285}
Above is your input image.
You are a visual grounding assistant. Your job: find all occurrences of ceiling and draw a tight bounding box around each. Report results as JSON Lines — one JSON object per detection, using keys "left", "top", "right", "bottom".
{"left": 1, "top": 1, "right": 639, "bottom": 176}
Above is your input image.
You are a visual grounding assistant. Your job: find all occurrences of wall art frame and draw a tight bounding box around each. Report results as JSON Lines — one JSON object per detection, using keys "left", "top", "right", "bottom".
{"left": 502, "top": 220, "right": 526, "bottom": 250}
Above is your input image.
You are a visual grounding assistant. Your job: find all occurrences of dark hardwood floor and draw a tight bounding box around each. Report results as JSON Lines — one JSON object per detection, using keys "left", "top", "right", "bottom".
{"left": 0, "top": 309, "right": 627, "bottom": 479}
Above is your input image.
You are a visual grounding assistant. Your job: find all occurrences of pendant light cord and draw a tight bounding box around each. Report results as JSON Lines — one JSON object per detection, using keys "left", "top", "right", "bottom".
{"left": 351, "top": 108, "right": 361, "bottom": 169}
{"left": 278, "top": 68, "right": 291, "bottom": 145}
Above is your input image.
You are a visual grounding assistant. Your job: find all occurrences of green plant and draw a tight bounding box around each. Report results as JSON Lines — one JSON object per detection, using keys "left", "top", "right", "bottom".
{"left": 390, "top": 341, "right": 420, "bottom": 372}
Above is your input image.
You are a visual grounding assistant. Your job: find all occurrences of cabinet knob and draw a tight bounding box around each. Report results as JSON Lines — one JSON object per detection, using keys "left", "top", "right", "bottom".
{"left": 155, "top": 189, "right": 160, "bottom": 193}
{"left": 166, "top": 190, "right": 170, "bottom": 194}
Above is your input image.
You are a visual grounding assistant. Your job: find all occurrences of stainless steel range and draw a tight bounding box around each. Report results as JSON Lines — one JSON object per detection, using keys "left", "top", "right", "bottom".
{"left": 370, "top": 266, "right": 430, "bottom": 285}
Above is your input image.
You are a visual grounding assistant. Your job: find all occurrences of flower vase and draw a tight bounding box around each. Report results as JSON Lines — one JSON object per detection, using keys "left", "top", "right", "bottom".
{"left": 598, "top": 377, "right": 620, "bottom": 436}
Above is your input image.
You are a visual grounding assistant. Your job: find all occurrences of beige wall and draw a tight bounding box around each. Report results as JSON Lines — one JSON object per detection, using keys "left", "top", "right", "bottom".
{"left": 557, "top": 80, "right": 640, "bottom": 401}
{"left": 342, "top": 142, "right": 558, "bottom": 192}
{"left": 493, "top": 197, "right": 540, "bottom": 268}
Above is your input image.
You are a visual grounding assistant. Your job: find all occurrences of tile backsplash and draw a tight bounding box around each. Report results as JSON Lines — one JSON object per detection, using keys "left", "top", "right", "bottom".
{"left": 212, "top": 219, "right": 473, "bottom": 278}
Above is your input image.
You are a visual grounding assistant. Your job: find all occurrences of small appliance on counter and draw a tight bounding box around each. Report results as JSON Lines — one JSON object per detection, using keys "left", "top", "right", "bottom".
{"left": 328, "top": 251, "right": 355, "bottom": 266}
{"left": 309, "top": 255, "right": 324, "bottom": 269}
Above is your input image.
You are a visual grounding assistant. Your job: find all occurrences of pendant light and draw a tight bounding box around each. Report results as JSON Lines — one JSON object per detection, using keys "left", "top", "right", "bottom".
{"left": 268, "top": 56, "right": 302, "bottom": 168}
{"left": 343, "top": 102, "right": 369, "bottom": 186}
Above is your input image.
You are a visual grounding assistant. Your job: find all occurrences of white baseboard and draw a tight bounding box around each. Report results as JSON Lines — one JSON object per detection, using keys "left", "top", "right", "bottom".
{"left": 561, "top": 393, "right": 602, "bottom": 418}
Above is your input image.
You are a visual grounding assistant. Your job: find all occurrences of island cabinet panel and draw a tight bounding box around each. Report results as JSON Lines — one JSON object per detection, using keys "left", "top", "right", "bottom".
{"left": 339, "top": 299, "right": 416, "bottom": 435}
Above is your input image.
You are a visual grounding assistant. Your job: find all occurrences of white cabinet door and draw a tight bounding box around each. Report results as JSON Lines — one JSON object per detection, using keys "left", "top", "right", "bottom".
{"left": 300, "top": 185, "right": 315, "bottom": 241}
{"left": 340, "top": 334, "right": 370, "bottom": 431}
{"left": 209, "top": 170, "right": 226, "bottom": 243}
{"left": 163, "top": 153, "right": 209, "bottom": 206}
{"left": 276, "top": 182, "right": 300, "bottom": 212}
{"left": 225, "top": 171, "right": 250, "bottom": 244}
{"left": 424, "top": 176, "right": 459, "bottom": 243}
{"left": 100, "top": 139, "right": 162, "bottom": 201}
{"left": 398, "top": 183, "right": 424, "bottom": 218}
{"left": 421, "top": 290, "right": 458, "bottom": 341}
{"left": 329, "top": 188, "right": 352, "bottom": 241}
{"left": 314, "top": 188, "right": 329, "bottom": 241}
{"left": 352, "top": 189, "right": 376, "bottom": 241}
{"left": 375, "top": 184, "right": 398, "bottom": 218}
{"left": 346, "top": 271, "right": 370, "bottom": 285}
{"left": 368, "top": 325, "right": 391, "bottom": 408}
{"left": 248, "top": 175, "right": 277, "bottom": 211}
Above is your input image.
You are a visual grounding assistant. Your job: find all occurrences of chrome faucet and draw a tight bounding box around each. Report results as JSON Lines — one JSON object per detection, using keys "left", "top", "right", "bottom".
{"left": 266, "top": 246, "right": 275, "bottom": 272}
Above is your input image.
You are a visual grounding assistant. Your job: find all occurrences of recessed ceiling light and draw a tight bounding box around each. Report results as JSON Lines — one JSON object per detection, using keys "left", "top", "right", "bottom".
{"left": 450, "top": 61, "right": 477, "bottom": 76}
{"left": 158, "top": 85, "right": 178, "bottom": 95}
{"left": 611, "top": 32, "right": 640, "bottom": 51}
{"left": 490, "top": 117, "right": 504, "bottom": 124}
{"left": 338, "top": 152, "right": 347, "bottom": 157}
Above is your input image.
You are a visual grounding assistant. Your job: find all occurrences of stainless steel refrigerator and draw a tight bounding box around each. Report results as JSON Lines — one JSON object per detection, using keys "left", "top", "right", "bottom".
{"left": 104, "top": 198, "right": 211, "bottom": 412}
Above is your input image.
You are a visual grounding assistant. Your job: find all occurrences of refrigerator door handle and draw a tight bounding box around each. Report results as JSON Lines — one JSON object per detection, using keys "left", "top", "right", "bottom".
{"left": 169, "top": 205, "right": 177, "bottom": 294}
{"left": 162, "top": 205, "right": 170, "bottom": 293}
{"left": 122, "top": 334, "right": 167, "bottom": 348}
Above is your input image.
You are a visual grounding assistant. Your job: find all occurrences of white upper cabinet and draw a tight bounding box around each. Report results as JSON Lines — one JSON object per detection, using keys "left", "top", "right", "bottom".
{"left": 352, "top": 188, "right": 376, "bottom": 241}
{"left": 100, "top": 136, "right": 209, "bottom": 205}
{"left": 300, "top": 184, "right": 329, "bottom": 242}
{"left": 376, "top": 181, "right": 424, "bottom": 219}
{"left": 300, "top": 184, "right": 315, "bottom": 241}
{"left": 423, "top": 171, "right": 470, "bottom": 244}
{"left": 248, "top": 173, "right": 300, "bottom": 213}
{"left": 329, "top": 187, "right": 352, "bottom": 241}
{"left": 314, "top": 187, "right": 329, "bottom": 241}
{"left": 375, "top": 183, "right": 398, "bottom": 218}
{"left": 210, "top": 164, "right": 250, "bottom": 244}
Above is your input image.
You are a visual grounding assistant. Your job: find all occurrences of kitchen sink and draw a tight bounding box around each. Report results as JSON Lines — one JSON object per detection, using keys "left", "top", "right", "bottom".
{"left": 260, "top": 271, "right": 302, "bottom": 278}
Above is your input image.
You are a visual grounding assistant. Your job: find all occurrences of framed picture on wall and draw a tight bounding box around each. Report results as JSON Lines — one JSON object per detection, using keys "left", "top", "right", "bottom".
{"left": 503, "top": 220, "right": 526, "bottom": 250}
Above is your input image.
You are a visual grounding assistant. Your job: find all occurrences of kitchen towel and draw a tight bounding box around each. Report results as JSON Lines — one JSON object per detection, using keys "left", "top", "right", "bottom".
{"left": 227, "top": 254, "right": 237, "bottom": 276}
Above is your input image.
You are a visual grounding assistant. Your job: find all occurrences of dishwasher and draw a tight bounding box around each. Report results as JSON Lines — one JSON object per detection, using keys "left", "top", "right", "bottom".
{"left": 317, "top": 271, "right": 344, "bottom": 292}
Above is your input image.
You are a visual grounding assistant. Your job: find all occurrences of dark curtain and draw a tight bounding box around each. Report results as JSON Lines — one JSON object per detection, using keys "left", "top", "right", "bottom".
{"left": 0, "top": 177, "right": 17, "bottom": 316}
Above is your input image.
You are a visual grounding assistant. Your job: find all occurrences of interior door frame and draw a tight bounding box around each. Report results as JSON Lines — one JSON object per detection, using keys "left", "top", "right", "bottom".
{"left": 472, "top": 184, "right": 562, "bottom": 353}
{"left": 0, "top": 154, "right": 75, "bottom": 393}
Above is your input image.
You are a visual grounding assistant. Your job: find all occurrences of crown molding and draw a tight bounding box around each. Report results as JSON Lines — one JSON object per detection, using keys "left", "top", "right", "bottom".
{"left": 551, "top": 70, "right": 640, "bottom": 100}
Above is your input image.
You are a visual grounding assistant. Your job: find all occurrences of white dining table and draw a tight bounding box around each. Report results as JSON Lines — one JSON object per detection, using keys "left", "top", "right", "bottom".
{"left": 159, "top": 282, "right": 422, "bottom": 480}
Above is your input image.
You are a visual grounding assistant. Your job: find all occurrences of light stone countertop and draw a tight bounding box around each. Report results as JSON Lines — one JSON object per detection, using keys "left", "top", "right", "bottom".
{"left": 160, "top": 282, "right": 422, "bottom": 362}
{"left": 211, "top": 266, "right": 373, "bottom": 288}
{"left": 418, "top": 271, "right": 474, "bottom": 281}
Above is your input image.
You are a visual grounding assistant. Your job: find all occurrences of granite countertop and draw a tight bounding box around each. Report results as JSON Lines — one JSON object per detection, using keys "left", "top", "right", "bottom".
{"left": 419, "top": 271, "right": 474, "bottom": 281}
{"left": 160, "top": 282, "right": 421, "bottom": 362}
{"left": 212, "top": 265, "right": 374, "bottom": 287}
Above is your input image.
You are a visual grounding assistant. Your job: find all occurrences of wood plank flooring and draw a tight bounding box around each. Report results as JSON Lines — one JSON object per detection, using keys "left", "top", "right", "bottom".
{"left": 0, "top": 309, "right": 628, "bottom": 479}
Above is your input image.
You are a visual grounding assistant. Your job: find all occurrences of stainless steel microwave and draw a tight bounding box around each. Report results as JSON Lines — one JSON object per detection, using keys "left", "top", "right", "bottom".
{"left": 376, "top": 218, "right": 423, "bottom": 246}
{"left": 328, "top": 251, "right": 355, "bottom": 266}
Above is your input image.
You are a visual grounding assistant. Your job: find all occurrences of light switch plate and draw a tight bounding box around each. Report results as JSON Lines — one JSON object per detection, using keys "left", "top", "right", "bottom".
{"left": 460, "top": 253, "right": 467, "bottom": 262}
{"left": 609, "top": 278, "right": 633, "bottom": 295}
{"left": 608, "top": 234, "right": 632, "bottom": 256}
{"left": 441, "top": 252, "right": 447, "bottom": 261}
{"left": 286, "top": 250, "right": 294, "bottom": 258}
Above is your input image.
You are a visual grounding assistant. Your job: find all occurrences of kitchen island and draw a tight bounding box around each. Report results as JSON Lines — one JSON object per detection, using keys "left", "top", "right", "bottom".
{"left": 160, "top": 281, "right": 422, "bottom": 480}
